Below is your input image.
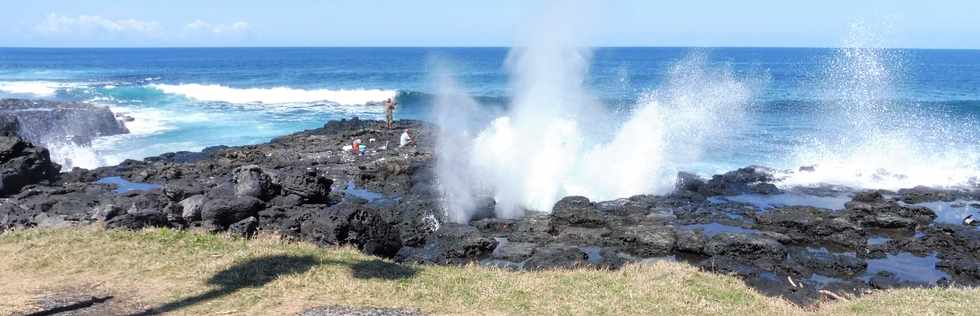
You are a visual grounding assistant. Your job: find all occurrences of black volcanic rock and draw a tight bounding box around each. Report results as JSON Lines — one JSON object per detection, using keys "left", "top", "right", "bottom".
{"left": 705, "top": 232, "right": 786, "bottom": 261}
{"left": 201, "top": 196, "right": 264, "bottom": 231}
{"left": 0, "top": 136, "right": 61, "bottom": 196}
{"left": 844, "top": 196, "right": 936, "bottom": 228}
{"left": 683, "top": 166, "right": 782, "bottom": 196}
{"left": 551, "top": 196, "right": 606, "bottom": 228}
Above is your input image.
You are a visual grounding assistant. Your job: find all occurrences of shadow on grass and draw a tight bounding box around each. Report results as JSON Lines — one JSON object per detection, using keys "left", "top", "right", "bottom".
{"left": 23, "top": 296, "right": 113, "bottom": 316}
{"left": 130, "top": 254, "right": 417, "bottom": 315}
{"left": 348, "top": 259, "right": 419, "bottom": 280}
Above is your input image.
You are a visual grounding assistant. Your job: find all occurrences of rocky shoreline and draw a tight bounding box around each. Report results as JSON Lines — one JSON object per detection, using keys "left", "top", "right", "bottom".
{"left": 1, "top": 109, "right": 979, "bottom": 305}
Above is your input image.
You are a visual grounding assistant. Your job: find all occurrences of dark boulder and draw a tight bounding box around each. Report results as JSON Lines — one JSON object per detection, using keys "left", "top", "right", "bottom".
{"left": 179, "top": 195, "right": 206, "bottom": 221}
{"left": 124, "top": 192, "right": 168, "bottom": 217}
{"left": 491, "top": 239, "right": 536, "bottom": 262}
{"left": 852, "top": 190, "right": 885, "bottom": 203}
{"left": 897, "top": 186, "right": 958, "bottom": 204}
{"left": 229, "top": 216, "right": 259, "bottom": 239}
{"left": 845, "top": 197, "right": 936, "bottom": 228}
{"left": 91, "top": 204, "right": 124, "bottom": 221}
{"left": 300, "top": 201, "right": 403, "bottom": 257}
{"left": 756, "top": 206, "right": 865, "bottom": 248}
{"left": 700, "top": 166, "right": 780, "bottom": 196}
{"left": 201, "top": 196, "right": 264, "bottom": 231}
{"left": 523, "top": 245, "right": 590, "bottom": 270}
{"left": 393, "top": 196, "right": 442, "bottom": 248}
{"left": 278, "top": 169, "right": 332, "bottom": 203}
{"left": 675, "top": 228, "right": 707, "bottom": 253}
{"left": 508, "top": 213, "right": 554, "bottom": 243}
{"left": 556, "top": 227, "right": 612, "bottom": 245}
{"left": 232, "top": 165, "right": 279, "bottom": 200}
{"left": 705, "top": 233, "right": 786, "bottom": 261}
{"left": 674, "top": 172, "right": 707, "bottom": 194}
{"left": 0, "top": 203, "right": 35, "bottom": 231}
{"left": 161, "top": 180, "right": 206, "bottom": 202}
{"left": 551, "top": 196, "right": 605, "bottom": 228}
{"left": 104, "top": 212, "right": 168, "bottom": 230}
{"left": 614, "top": 225, "right": 675, "bottom": 256}
{"left": 395, "top": 224, "right": 496, "bottom": 264}
{"left": 0, "top": 136, "right": 61, "bottom": 196}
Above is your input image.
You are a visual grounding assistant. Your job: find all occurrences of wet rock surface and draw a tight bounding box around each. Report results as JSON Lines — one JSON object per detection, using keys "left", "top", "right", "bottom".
{"left": 1, "top": 117, "right": 979, "bottom": 306}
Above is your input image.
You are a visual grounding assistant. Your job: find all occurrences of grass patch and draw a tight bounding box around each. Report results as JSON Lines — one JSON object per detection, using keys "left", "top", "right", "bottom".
{"left": 0, "top": 227, "right": 977, "bottom": 315}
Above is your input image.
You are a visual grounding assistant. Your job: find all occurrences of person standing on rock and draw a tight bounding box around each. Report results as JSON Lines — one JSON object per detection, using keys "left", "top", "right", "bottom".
{"left": 384, "top": 98, "right": 397, "bottom": 129}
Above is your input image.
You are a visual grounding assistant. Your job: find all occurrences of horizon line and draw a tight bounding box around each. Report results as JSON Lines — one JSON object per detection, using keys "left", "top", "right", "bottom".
{"left": 1, "top": 45, "right": 979, "bottom": 51}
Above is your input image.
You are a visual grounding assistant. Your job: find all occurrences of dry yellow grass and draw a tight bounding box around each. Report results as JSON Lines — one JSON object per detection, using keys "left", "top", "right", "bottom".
{"left": 0, "top": 227, "right": 976, "bottom": 315}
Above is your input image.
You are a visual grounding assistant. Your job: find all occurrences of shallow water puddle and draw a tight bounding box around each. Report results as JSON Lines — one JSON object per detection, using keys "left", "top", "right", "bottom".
{"left": 343, "top": 180, "right": 385, "bottom": 202}
{"left": 95, "top": 176, "right": 161, "bottom": 193}
{"left": 578, "top": 246, "right": 604, "bottom": 264}
{"left": 709, "top": 193, "right": 851, "bottom": 211}
{"left": 910, "top": 200, "right": 980, "bottom": 225}
{"left": 867, "top": 236, "right": 891, "bottom": 246}
{"left": 805, "top": 246, "right": 857, "bottom": 257}
{"left": 861, "top": 252, "right": 950, "bottom": 285}
{"left": 807, "top": 273, "right": 845, "bottom": 289}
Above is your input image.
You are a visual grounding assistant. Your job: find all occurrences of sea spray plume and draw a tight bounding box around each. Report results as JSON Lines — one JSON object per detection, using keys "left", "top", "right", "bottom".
{"left": 470, "top": 2, "right": 604, "bottom": 217}
{"left": 430, "top": 63, "right": 491, "bottom": 223}
{"left": 434, "top": 8, "right": 762, "bottom": 222}
{"left": 461, "top": 53, "right": 759, "bottom": 220}
{"left": 784, "top": 22, "right": 980, "bottom": 189}
{"left": 567, "top": 53, "right": 759, "bottom": 199}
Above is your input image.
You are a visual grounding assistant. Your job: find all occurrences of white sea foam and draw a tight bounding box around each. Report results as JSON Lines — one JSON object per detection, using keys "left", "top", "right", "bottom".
{"left": 107, "top": 105, "right": 208, "bottom": 136}
{"left": 44, "top": 141, "right": 106, "bottom": 170}
{"left": 0, "top": 81, "right": 76, "bottom": 97}
{"left": 150, "top": 83, "right": 397, "bottom": 105}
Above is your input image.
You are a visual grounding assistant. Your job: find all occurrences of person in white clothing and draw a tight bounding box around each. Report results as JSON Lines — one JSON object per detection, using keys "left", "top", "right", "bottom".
{"left": 399, "top": 129, "right": 414, "bottom": 147}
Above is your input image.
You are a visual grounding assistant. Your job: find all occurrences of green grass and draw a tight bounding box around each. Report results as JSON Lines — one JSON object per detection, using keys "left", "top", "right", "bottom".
{"left": 0, "top": 227, "right": 977, "bottom": 315}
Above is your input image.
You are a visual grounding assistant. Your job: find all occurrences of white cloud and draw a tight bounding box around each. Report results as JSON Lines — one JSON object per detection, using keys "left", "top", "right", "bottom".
{"left": 36, "top": 13, "right": 162, "bottom": 37}
{"left": 184, "top": 20, "right": 250, "bottom": 34}
{"left": 32, "top": 14, "right": 251, "bottom": 45}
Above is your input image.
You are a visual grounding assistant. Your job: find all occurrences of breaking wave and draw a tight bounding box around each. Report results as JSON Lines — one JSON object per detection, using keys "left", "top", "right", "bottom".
{"left": 150, "top": 83, "right": 398, "bottom": 105}
{"left": 0, "top": 81, "right": 78, "bottom": 97}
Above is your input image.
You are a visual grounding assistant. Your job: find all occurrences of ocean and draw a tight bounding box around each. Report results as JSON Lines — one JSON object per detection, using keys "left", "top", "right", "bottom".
{"left": 1, "top": 47, "right": 979, "bottom": 192}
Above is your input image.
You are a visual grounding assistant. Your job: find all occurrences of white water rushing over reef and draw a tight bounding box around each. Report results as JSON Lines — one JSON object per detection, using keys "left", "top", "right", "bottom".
{"left": 433, "top": 8, "right": 760, "bottom": 222}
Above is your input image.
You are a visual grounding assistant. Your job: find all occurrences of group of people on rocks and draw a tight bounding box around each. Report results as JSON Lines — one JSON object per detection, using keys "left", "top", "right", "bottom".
{"left": 348, "top": 97, "right": 414, "bottom": 156}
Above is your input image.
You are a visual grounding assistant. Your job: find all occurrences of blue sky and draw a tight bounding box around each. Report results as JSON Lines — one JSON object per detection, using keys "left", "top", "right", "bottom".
{"left": 1, "top": 0, "right": 978, "bottom": 48}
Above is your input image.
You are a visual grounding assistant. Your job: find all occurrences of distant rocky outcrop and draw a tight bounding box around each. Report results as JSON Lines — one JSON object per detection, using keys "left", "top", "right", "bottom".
{"left": 0, "top": 98, "right": 129, "bottom": 146}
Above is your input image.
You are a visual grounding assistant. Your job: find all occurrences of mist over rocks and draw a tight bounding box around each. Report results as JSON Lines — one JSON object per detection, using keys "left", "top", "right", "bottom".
{"left": 0, "top": 118, "right": 979, "bottom": 305}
